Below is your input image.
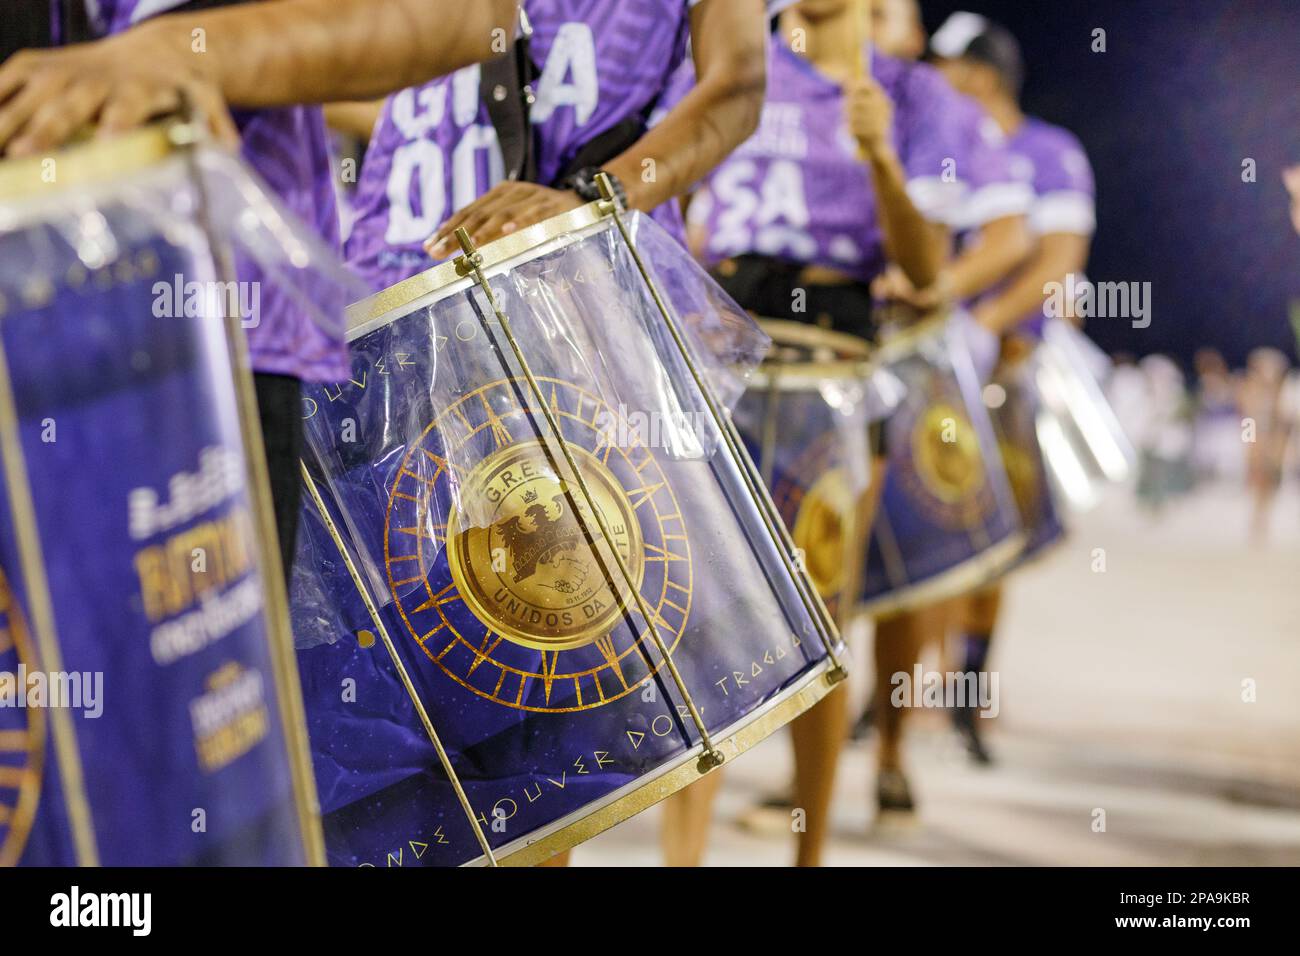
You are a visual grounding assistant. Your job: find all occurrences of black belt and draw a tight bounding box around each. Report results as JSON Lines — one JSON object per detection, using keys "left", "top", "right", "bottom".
{"left": 709, "top": 255, "right": 876, "bottom": 342}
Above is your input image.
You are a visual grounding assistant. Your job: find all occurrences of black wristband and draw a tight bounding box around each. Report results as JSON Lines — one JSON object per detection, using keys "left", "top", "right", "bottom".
{"left": 564, "top": 167, "right": 627, "bottom": 208}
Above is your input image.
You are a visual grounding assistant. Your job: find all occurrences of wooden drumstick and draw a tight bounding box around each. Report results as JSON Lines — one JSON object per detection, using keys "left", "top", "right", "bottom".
{"left": 854, "top": 0, "right": 872, "bottom": 77}
{"left": 852, "top": 0, "right": 873, "bottom": 161}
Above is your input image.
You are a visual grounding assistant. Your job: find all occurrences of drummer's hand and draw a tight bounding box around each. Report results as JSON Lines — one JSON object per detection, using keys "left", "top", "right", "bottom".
{"left": 870, "top": 263, "right": 918, "bottom": 303}
{"left": 0, "top": 32, "right": 239, "bottom": 157}
{"left": 844, "top": 75, "right": 894, "bottom": 159}
{"left": 425, "top": 182, "right": 585, "bottom": 260}
{"left": 872, "top": 264, "right": 954, "bottom": 312}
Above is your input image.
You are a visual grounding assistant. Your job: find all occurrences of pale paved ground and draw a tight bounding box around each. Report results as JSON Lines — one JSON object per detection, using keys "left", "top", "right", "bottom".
{"left": 576, "top": 482, "right": 1300, "bottom": 866}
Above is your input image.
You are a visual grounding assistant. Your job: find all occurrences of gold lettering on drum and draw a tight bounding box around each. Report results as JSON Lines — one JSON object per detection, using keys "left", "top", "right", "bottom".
{"left": 133, "top": 505, "right": 257, "bottom": 623}
{"left": 713, "top": 634, "right": 802, "bottom": 697}
{"left": 189, "top": 662, "right": 269, "bottom": 773}
{"left": 469, "top": 745, "right": 622, "bottom": 834}
{"left": 321, "top": 371, "right": 367, "bottom": 403}
{"left": 358, "top": 829, "right": 450, "bottom": 867}
{"left": 368, "top": 720, "right": 645, "bottom": 864}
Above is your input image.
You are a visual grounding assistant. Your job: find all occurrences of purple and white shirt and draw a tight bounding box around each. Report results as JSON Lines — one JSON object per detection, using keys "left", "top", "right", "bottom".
{"left": 1006, "top": 116, "right": 1096, "bottom": 239}
{"left": 345, "top": 0, "right": 701, "bottom": 293}
{"left": 72, "top": 0, "right": 347, "bottom": 382}
{"left": 947, "top": 92, "right": 1033, "bottom": 235}
{"left": 683, "top": 39, "right": 975, "bottom": 285}
{"left": 1002, "top": 115, "right": 1096, "bottom": 333}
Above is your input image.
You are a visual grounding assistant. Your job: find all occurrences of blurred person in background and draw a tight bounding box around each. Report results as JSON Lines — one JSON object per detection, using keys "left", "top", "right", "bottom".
{"left": 1191, "top": 348, "right": 1243, "bottom": 485}
{"left": 670, "top": 0, "right": 976, "bottom": 862}
{"left": 1135, "top": 354, "right": 1196, "bottom": 517}
{"left": 909, "top": 8, "right": 1095, "bottom": 765}
{"left": 1105, "top": 353, "right": 1148, "bottom": 447}
{"left": 1239, "top": 347, "right": 1294, "bottom": 542}
{"left": 1285, "top": 164, "right": 1300, "bottom": 237}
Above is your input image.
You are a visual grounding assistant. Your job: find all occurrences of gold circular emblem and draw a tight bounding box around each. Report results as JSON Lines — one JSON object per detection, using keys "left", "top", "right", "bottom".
{"left": 385, "top": 378, "right": 692, "bottom": 713}
{"left": 791, "top": 469, "right": 851, "bottom": 600}
{"left": 0, "top": 566, "right": 44, "bottom": 866}
{"left": 766, "top": 426, "right": 861, "bottom": 619}
{"left": 445, "top": 441, "right": 645, "bottom": 651}
{"left": 911, "top": 403, "right": 986, "bottom": 503}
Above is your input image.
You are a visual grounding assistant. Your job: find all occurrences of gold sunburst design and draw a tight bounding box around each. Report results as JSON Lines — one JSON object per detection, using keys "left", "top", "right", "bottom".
{"left": 385, "top": 378, "right": 693, "bottom": 713}
{"left": 0, "top": 567, "right": 45, "bottom": 867}
{"left": 445, "top": 441, "right": 645, "bottom": 651}
{"left": 911, "top": 403, "right": 986, "bottom": 503}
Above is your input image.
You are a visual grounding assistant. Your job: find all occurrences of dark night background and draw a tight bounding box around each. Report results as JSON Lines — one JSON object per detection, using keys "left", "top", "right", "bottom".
{"left": 919, "top": 0, "right": 1299, "bottom": 368}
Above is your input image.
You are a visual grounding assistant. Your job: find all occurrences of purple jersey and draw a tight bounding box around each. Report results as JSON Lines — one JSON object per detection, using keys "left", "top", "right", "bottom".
{"left": 346, "top": 0, "right": 698, "bottom": 292}
{"left": 77, "top": 0, "right": 347, "bottom": 382}
{"left": 684, "top": 39, "right": 971, "bottom": 284}
{"left": 1006, "top": 116, "right": 1096, "bottom": 238}
{"left": 1000, "top": 115, "right": 1096, "bottom": 333}
{"left": 948, "top": 93, "right": 1032, "bottom": 235}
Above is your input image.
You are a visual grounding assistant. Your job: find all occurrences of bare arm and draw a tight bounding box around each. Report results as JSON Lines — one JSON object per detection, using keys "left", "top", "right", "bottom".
{"left": 323, "top": 101, "right": 386, "bottom": 143}
{"left": 871, "top": 213, "right": 1030, "bottom": 310}
{"left": 972, "top": 231, "right": 1091, "bottom": 334}
{"left": 943, "top": 213, "right": 1031, "bottom": 302}
{"left": 0, "top": 0, "right": 518, "bottom": 155}
{"left": 872, "top": 151, "right": 948, "bottom": 289}
{"left": 134, "top": 0, "right": 520, "bottom": 106}
{"left": 846, "top": 77, "right": 948, "bottom": 289}
{"left": 604, "top": 0, "right": 767, "bottom": 212}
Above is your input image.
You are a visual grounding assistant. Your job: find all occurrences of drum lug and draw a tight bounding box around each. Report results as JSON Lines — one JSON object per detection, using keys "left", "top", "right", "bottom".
{"left": 453, "top": 228, "right": 485, "bottom": 275}
{"left": 826, "top": 664, "right": 850, "bottom": 686}
{"left": 696, "top": 751, "right": 725, "bottom": 774}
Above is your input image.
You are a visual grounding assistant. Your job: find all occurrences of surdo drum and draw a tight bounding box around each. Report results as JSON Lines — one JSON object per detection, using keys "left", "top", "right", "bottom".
{"left": 292, "top": 195, "right": 848, "bottom": 866}
{"left": 733, "top": 320, "right": 898, "bottom": 629}
{"left": 0, "top": 123, "right": 326, "bottom": 866}
{"left": 859, "top": 313, "right": 1026, "bottom": 617}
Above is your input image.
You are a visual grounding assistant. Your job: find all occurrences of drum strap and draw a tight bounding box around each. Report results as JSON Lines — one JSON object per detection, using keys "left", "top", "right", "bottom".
{"left": 480, "top": 9, "right": 676, "bottom": 189}
{"left": 480, "top": 9, "right": 540, "bottom": 184}
{"left": 550, "top": 28, "right": 690, "bottom": 186}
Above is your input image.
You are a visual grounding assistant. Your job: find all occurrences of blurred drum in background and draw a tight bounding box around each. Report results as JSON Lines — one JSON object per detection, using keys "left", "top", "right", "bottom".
{"left": 0, "top": 123, "right": 326, "bottom": 866}
{"left": 293, "top": 201, "right": 846, "bottom": 867}
{"left": 985, "top": 339, "right": 1066, "bottom": 565}
{"left": 733, "top": 321, "right": 900, "bottom": 628}
{"left": 1032, "top": 318, "right": 1137, "bottom": 512}
{"left": 859, "top": 314, "right": 1025, "bottom": 617}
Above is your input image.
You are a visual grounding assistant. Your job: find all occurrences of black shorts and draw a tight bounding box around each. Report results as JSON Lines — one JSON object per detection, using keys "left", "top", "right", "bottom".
{"left": 711, "top": 256, "right": 889, "bottom": 455}
{"left": 253, "top": 372, "right": 303, "bottom": 583}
